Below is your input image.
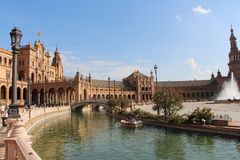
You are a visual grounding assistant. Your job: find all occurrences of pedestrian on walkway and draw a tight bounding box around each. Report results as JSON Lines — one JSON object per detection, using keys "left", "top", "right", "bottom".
{"left": 4, "top": 105, "right": 9, "bottom": 118}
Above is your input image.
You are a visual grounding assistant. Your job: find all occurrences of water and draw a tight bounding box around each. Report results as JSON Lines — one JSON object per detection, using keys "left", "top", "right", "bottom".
{"left": 217, "top": 72, "right": 240, "bottom": 100}
{"left": 30, "top": 111, "right": 240, "bottom": 160}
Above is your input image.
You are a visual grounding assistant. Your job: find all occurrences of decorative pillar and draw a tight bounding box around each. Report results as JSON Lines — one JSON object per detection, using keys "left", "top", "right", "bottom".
{"left": 37, "top": 93, "right": 40, "bottom": 105}
{"left": 6, "top": 87, "right": 9, "bottom": 105}
{"left": 20, "top": 88, "right": 23, "bottom": 105}
{"left": 46, "top": 92, "right": 49, "bottom": 105}
{"left": 64, "top": 92, "right": 66, "bottom": 105}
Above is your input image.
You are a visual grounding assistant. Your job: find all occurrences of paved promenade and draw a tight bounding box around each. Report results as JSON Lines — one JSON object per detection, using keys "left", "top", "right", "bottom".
{"left": 135, "top": 101, "right": 240, "bottom": 121}
{"left": 0, "top": 105, "right": 70, "bottom": 159}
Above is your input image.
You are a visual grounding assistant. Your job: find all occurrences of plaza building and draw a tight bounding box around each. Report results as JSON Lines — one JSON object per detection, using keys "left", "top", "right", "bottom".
{"left": 156, "top": 27, "right": 239, "bottom": 101}
{"left": 0, "top": 27, "right": 239, "bottom": 106}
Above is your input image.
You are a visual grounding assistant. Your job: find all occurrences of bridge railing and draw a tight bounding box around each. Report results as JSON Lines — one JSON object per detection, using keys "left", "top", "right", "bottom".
{"left": 78, "top": 99, "right": 109, "bottom": 104}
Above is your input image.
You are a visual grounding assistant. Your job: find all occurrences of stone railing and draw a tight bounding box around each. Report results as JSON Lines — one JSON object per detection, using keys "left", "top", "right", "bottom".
{"left": 4, "top": 105, "right": 70, "bottom": 160}
{"left": 5, "top": 137, "right": 41, "bottom": 160}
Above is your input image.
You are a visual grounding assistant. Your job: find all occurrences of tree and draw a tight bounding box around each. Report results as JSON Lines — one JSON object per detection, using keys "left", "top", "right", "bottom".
{"left": 152, "top": 89, "right": 183, "bottom": 121}
{"left": 107, "top": 98, "right": 118, "bottom": 112}
{"left": 118, "top": 97, "right": 130, "bottom": 111}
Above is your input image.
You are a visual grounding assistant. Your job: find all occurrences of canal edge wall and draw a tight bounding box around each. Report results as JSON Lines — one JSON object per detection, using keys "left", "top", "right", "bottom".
{"left": 23, "top": 106, "right": 70, "bottom": 134}
{"left": 109, "top": 113, "right": 240, "bottom": 138}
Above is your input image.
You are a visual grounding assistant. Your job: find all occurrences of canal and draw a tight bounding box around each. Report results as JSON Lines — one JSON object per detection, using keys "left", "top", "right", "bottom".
{"left": 30, "top": 110, "right": 240, "bottom": 160}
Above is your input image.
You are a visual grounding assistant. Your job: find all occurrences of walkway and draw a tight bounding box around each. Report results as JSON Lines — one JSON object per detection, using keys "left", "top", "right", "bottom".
{"left": 0, "top": 127, "right": 7, "bottom": 160}
{"left": 0, "top": 105, "right": 70, "bottom": 159}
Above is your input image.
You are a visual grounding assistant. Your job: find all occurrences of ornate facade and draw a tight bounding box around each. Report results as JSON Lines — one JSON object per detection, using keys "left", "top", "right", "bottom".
{"left": 0, "top": 27, "right": 239, "bottom": 106}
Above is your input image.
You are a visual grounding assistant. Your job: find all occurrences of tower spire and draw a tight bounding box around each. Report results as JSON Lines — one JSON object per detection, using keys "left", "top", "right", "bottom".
{"left": 229, "top": 25, "right": 237, "bottom": 49}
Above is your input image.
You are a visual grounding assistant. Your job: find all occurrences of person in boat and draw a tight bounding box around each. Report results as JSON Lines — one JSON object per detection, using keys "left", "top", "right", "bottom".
{"left": 130, "top": 117, "right": 137, "bottom": 124}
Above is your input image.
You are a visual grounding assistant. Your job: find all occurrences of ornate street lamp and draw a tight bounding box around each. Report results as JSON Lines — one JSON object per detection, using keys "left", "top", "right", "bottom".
{"left": 154, "top": 64, "right": 158, "bottom": 84}
{"left": 154, "top": 64, "right": 159, "bottom": 114}
{"left": 113, "top": 80, "right": 116, "bottom": 98}
{"left": 27, "top": 78, "right": 31, "bottom": 109}
{"left": 9, "top": 27, "right": 23, "bottom": 118}
{"left": 69, "top": 80, "right": 73, "bottom": 105}
{"left": 108, "top": 77, "right": 110, "bottom": 99}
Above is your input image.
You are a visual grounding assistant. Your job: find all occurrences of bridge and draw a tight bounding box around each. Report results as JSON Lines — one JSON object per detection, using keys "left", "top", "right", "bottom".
{"left": 71, "top": 99, "right": 109, "bottom": 111}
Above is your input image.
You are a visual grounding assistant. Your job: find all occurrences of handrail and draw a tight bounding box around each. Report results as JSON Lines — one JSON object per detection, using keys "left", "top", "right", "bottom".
{"left": 5, "top": 137, "right": 41, "bottom": 160}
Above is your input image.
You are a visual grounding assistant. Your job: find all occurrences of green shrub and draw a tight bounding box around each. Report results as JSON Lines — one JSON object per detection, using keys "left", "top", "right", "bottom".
{"left": 187, "top": 107, "right": 214, "bottom": 124}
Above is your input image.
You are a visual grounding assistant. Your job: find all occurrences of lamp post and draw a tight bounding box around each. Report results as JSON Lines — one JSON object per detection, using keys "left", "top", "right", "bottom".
{"left": 108, "top": 77, "right": 110, "bottom": 99}
{"left": 96, "top": 87, "right": 98, "bottom": 100}
{"left": 154, "top": 64, "right": 158, "bottom": 85}
{"left": 154, "top": 64, "right": 159, "bottom": 115}
{"left": 27, "top": 78, "right": 32, "bottom": 120}
{"left": 113, "top": 80, "right": 116, "bottom": 99}
{"left": 69, "top": 80, "right": 72, "bottom": 105}
{"left": 27, "top": 78, "right": 31, "bottom": 109}
{"left": 9, "top": 27, "right": 23, "bottom": 118}
{"left": 130, "top": 89, "right": 133, "bottom": 111}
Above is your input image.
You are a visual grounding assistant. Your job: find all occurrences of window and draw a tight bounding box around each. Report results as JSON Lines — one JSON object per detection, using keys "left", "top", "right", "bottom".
{"left": 19, "top": 61, "right": 21, "bottom": 66}
{"left": 22, "top": 61, "right": 24, "bottom": 66}
{"left": 4, "top": 58, "right": 7, "bottom": 65}
{"left": 0, "top": 56, "right": 2, "bottom": 64}
{"left": 9, "top": 59, "right": 12, "bottom": 66}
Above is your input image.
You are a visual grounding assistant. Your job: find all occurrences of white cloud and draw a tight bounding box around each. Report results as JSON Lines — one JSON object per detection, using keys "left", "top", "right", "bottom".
{"left": 89, "top": 60, "right": 122, "bottom": 66}
{"left": 185, "top": 58, "right": 217, "bottom": 80}
{"left": 176, "top": 14, "right": 182, "bottom": 23}
{"left": 192, "top": 5, "right": 211, "bottom": 15}
{"left": 59, "top": 49, "right": 152, "bottom": 80}
{"left": 186, "top": 58, "right": 197, "bottom": 69}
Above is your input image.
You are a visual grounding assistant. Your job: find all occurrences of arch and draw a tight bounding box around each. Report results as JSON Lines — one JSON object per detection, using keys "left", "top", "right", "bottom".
{"left": 31, "top": 73, "right": 35, "bottom": 82}
{"left": 48, "top": 87, "right": 55, "bottom": 105}
{"left": 71, "top": 100, "right": 109, "bottom": 111}
{"left": 93, "top": 94, "right": 96, "bottom": 99}
{"left": 128, "top": 95, "right": 131, "bottom": 100}
{"left": 18, "top": 70, "right": 25, "bottom": 81}
{"left": 84, "top": 89, "right": 87, "bottom": 100}
{"left": 32, "top": 89, "right": 38, "bottom": 105}
{"left": 0, "top": 56, "right": 2, "bottom": 64}
{"left": 23, "top": 88, "right": 27, "bottom": 100}
{"left": 132, "top": 94, "right": 135, "bottom": 101}
{"left": 57, "top": 87, "right": 65, "bottom": 105}
{"left": 40, "top": 88, "right": 45, "bottom": 105}
{"left": 9, "top": 87, "right": 12, "bottom": 100}
{"left": 17, "top": 87, "right": 21, "bottom": 100}
{"left": 102, "top": 94, "right": 105, "bottom": 99}
{"left": 0, "top": 86, "right": 6, "bottom": 99}
{"left": 38, "top": 74, "right": 41, "bottom": 82}
{"left": 97, "top": 94, "right": 101, "bottom": 99}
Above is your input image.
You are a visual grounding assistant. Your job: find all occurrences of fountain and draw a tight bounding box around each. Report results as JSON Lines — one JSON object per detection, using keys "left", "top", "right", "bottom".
{"left": 217, "top": 72, "right": 240, "bottom": 101}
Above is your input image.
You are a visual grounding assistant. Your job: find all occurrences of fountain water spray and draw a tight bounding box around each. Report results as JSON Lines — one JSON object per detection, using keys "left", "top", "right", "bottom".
{"left": 217, "top": 72, "right": 240, "bottom": 100}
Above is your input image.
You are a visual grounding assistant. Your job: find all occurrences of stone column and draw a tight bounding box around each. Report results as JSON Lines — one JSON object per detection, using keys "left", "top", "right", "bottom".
{"left": 20, "top": 88, "right": 23, "bottom": 105}
{"left": 6, "top": 87, "right": 9, "bottom": 105}
{"left": 64, "top": 92, "right": 66, "bottom": 104}
{"left": 37, "top": 93, "right": 40, "bottom": 105}
{"left": 46, "top": 93, "right": 48, "bottom": 105}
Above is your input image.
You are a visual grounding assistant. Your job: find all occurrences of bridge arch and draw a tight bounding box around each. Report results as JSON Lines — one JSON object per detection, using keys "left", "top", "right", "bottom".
{"left": 71, "top": 99, "right": 109, "bottom": 111}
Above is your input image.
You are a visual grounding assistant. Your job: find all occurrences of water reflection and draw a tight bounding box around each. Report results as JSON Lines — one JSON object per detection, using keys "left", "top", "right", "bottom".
{"left": 154, "top": 130, "right": 185, "bottom": 160}
{"left": 30, "top": 111, "right": 240, "bottom": 160}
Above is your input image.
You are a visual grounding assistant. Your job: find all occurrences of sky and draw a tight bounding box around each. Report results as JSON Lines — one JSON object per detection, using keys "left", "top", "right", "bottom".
{"left": 0, "top": 0, "right": 240, "bottom": 81}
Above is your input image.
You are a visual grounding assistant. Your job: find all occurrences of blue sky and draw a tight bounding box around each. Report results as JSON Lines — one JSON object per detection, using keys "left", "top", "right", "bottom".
{"left": 0, "top": 0, "right": 240, "bottom": 81}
